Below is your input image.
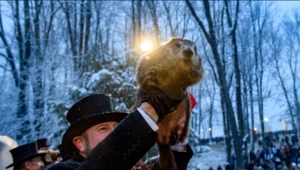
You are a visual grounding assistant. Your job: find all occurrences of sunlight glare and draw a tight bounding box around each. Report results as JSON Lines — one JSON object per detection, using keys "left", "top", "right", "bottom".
{"left": 140, "top": 40, "right": 153, "bottom": 52}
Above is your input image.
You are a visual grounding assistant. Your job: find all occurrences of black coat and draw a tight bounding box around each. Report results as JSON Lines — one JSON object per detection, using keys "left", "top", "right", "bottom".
{"left": 149, "top": 144, "right": 193, "bottom": 170}
{"left": 48, "top": 110, "right": 193, "bottom": 170}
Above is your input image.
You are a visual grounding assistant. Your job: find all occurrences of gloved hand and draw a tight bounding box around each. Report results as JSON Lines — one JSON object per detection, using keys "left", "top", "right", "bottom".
{"left": 137, "top": 88, "right": 187, "bottom": 120}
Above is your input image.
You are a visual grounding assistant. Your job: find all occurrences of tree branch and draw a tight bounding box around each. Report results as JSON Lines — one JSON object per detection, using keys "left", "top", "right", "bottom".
{"left": 185, "top": 0, "right": 211, "bottom": 42}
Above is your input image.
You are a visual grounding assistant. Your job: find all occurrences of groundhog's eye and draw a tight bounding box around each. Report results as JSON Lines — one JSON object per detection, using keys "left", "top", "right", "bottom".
{"left": 194, "top": 46, "right": 197, "bottom": 53}
{"left": 174, "top": 42, "right": 181, "bottom": 48}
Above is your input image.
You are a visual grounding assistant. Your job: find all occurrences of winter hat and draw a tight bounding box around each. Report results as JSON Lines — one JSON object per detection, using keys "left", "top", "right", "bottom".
{"left": 61, "top": 94, "right": 128, "bottom": 154}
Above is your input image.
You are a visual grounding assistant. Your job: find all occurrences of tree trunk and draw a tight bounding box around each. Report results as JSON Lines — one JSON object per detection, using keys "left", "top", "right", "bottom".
{"left": 32, "top": 0, "right": 44, "bottom": 139}
{"left": 137, "top": 0, "right": 142, "bottom": 48}
{"left": 249, "top": 75, "right": 255, "bottom": 152}
{"left": 0, "top": 10, "right": 19, "bottom": 87}
{"left": 63, "top": 2, "right": 77, "bottom": 65}
{"left": 16, "top": 0, "right": 32, "bottom": 143}
{"left": 224, "top": 0, "right": 244, "bottom": 140}
{"left": 250, "top": 1, "right": 265, "bottom": 149}
{"left": 186, "top": 0, "right": 243, "bottom": 169}
{"left": 131, "top": 0, "right": 136, "bottom": 50}
{"left": 83, "top": 0, "right": 91, "bottom": 72}
{"left": 78, "top": 0, "right": 84, "bottom": 72}
{"left": 222, "top": 91, "right": 232, "bottom": 164}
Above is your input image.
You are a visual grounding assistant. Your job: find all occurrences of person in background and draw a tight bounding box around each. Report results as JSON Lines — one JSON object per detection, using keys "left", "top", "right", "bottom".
{"left": 217, "top": 165, "right": 223, "bottom": 170}
{"left": 0, "top": 136, "right": 18, "bottom": 170}
{"left": 48, "top": 93, "right": 194, "bottom": 170}
{"left": 36, "top": 138, "right": 60, "bottom": 168}
{"left": 5, "top": 142, "right": 46, "bottom": 170}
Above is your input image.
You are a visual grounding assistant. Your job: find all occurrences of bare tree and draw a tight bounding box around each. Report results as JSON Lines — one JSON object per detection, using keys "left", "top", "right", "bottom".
{"left": 186, "top": 1, "right": 243, "bottom": 169}
{"left": 31, "top": 0, "right": 44, "bottom": 139}
{"left": 146, "top": 0, "right": 160, "bottom": 46}
{"left": 281, "top": 10, "right": 300, "bottom": 136}
{"left": 249, "top": 1, "right": 274, "bottom": 148}
{"left": 204, "top": 75, "right": 216, "bottom": 141}
{"left": 224, "top": 0, "right": 244, "bottom": 140}
{"left": 271, "top": 29, "right": 298, "bottom": 136}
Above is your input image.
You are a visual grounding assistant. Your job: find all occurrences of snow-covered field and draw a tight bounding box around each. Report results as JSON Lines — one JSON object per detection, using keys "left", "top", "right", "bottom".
{"left": 188, "top": 144, "right": 227, "bottom": 170}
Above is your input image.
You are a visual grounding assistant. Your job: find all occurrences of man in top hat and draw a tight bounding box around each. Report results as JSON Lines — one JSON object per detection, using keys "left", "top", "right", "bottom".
{"left": 48, "top": 93, "right": 194, "bottom": 170}
{"left": 36, "top": 139, "right": 50, "bottom": 151}
{"left": 6, "top": 142, "right": 46, "bottom": 170}
{"left": 36, "top": 138, "right": 60, "bottom": 168}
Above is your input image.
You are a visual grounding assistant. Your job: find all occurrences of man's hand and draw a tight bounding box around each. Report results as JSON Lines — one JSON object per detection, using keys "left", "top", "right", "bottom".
{"left": 137, "top": 89, "right": 185, "bottom": 120}
{"left": 156, "top": 99, "right": 189, "bottom": 145}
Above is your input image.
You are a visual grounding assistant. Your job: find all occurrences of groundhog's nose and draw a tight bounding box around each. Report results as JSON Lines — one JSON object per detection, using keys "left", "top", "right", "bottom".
{"left": 183, "top": 47, "right": 194, "bottom": 58}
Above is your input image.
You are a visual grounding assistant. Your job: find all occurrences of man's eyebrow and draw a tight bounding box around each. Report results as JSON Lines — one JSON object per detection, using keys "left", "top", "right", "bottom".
{"left": 96, "top": 123, "right": 108, "bottom": 129}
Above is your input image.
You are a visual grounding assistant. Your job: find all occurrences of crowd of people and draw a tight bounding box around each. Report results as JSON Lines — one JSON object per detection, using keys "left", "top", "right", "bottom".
{"left": 246, "top": 133, "right": 300, "bottom": 170}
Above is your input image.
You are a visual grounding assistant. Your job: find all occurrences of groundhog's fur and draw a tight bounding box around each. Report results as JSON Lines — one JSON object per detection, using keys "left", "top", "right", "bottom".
{"left": 136, "top": 38, "right": 204, "bottom": 100}
{"left": 134, "top": 37, "right": 204, "bottom": 170}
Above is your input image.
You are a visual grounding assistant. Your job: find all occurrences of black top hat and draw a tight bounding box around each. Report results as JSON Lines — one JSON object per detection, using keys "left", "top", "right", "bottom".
{"left": 36, "top": 138, "right": 50, "bottom": 150}
{"left": 6, "top": 142, "right": 46, "bottom": 169}
{"left": 61, "top": 94, "right": 128, "bottom": 154}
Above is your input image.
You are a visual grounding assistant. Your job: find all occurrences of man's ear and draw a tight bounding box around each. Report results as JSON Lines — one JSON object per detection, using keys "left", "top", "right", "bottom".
{"left": 73, "top": 136, "right": 86, "bottom": 153}
{"left": 24, "top": 160, "right": 31, "bottom": 169}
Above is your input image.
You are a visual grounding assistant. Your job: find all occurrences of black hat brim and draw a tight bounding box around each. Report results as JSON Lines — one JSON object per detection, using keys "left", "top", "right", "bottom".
{"left": 5, "top": 153, "right": 46, "bottom": 169}
{"left": 62, "top": 112, "right": 128, "bottom": 154}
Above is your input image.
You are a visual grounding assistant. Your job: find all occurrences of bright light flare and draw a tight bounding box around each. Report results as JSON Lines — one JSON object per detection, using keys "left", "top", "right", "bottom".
{"left": 264, "top": 117, "right": 269, "bottom": 122}
{"left": 254, "top": 127, "right": 257, "bottom": 131}
{"left": 140, "top": 40, "right": 153, "bottom": 52}
{"left": 208, "top": 128, "right": 212, "bottom": 131}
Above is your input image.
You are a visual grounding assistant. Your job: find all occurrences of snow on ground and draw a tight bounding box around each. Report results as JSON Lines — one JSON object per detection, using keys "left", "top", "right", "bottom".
{"left": 188, "top": 144, "right": 227, "bottom": 170}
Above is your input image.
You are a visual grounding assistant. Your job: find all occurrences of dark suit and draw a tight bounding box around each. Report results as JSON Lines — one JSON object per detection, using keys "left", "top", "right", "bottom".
{"left": 48, "top": 110, "right": 193, "bottom": 170}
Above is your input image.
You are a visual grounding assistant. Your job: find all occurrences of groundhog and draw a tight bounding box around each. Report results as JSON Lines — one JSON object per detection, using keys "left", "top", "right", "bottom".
{"left": 136, "top": 37, "right": 204, "bottom": 100}
{"left": 134, "top": 37, "right": 204, "bottom": 142}
{"left": 133, "top": 37, "right": 204, "bottom": 170}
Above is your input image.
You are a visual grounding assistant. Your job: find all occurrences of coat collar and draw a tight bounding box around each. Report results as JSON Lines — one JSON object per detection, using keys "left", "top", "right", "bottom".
{"left": 69, "top": 154, "right": 86, "bottom": 163}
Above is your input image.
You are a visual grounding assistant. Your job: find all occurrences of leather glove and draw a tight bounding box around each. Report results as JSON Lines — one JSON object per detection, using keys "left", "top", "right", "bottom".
{"left": 137, "top": 88, "right": 186, "bottom": 120}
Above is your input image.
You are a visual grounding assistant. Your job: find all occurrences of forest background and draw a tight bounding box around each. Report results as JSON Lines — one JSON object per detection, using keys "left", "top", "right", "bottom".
{"left": 0, "top": 1, "right": 299, "bottom": 169}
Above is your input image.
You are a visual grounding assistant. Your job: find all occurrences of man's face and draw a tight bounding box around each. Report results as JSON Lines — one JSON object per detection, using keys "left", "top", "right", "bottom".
{"left": 79, "top": 121, "right": 119, "bottom": 157}
{"left": 25, "top": 156, "right": 44, "bottom": 170}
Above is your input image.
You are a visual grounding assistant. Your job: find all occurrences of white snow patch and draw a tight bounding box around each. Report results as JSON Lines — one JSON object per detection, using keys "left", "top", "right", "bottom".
{"left": 188, "top": 144, "right": 227, "bottom": 170}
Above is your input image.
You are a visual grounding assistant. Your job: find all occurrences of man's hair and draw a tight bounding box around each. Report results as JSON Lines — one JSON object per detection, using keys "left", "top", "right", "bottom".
{"left": 81, "top": 131, "right": 89, "bottom": 143}
{"left": 13, "top": 162, "right": 24, "bottom": 170}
